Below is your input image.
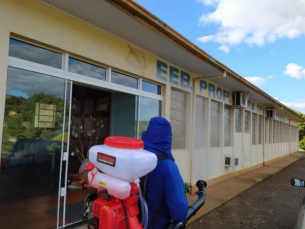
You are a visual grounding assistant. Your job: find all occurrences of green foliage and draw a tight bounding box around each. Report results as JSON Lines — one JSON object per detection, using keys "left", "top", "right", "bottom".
{"left": 2, "top": 92, "right": 65, "bottom": 155}
{"left": 299, "top": 137, "right": 305, "bottom": 150}
{"left": 184, "top": 182, "right": 192, "bottom": 194}
{"left": 296, "top": 111, "right": 305, "bottom": 141}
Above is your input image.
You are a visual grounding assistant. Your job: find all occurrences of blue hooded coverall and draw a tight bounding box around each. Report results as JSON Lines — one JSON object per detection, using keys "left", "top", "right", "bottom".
{"left": 141, "top": 117, "right": 188, "bottom": 229}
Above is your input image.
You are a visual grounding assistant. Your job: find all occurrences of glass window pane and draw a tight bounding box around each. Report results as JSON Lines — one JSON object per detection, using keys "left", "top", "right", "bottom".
{"left": 170, "top": 109, "right": 184, "bottom": 121}
{"left": 269, "top": 119, "right": 273, "bottom": 143}
{"left": 171, "top": 120, "right": 183, "bottom": 130}
{"left": 171, "top": 90, "right": 184, "bottom": 101}
{"left": 1, "top": 67, "right": 66, "bottom": 228}
{"left": 224, "top": 105, "right": 231, "bottom": 147}
{"left": 111, "top": 71, "right": 138, "bottom": 88}
{"left": 258, "top": 115, "right": 262, "bottom": 144}
{"left": 9, "top": 38, "right": 62, "bottom": 69}
{"left": 244, "top": 111, "right": 249, "bottom": 133}
{"left": 210, "top": 101, "right": 220, "bottom": 147}
{"left": 252, "top": 114, "right": 257, "bottom": 145}
{"left": 170, "top": 89, "right": 186, "bottom": 149}
{"left": 142, "top": 81, "right": 161, "bottom": 95}
{"left": 173, "top": 129, "right": 183, "bottom": 139}
{"left": 172, "top": 140, "right": 183, "bottom": 149}
{"left": 171, "top": 99, "right": 184, "bottom": 111}
{"left": 139, "top": 97, "right": 161, "bottom": 137}
{"left": 235, "top": 109, "right": 241, "bottom": 132}
{"left": 68, "top": 57, "right": 106, "bottom": 80}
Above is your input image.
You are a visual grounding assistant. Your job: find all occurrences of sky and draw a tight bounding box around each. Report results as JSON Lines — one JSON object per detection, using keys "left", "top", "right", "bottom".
{"left": 135, "top": 0, "right": 305, "bottom": 114}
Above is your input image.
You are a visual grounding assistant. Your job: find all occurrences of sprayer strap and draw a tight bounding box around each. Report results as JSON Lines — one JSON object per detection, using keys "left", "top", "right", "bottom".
{"left": 147, "top": 206, "right": 164, "bottom": 229}
{"left": 141, "top": 154, "right": 171, "bottom": 199}
{"left": 142, "top": 175, "right": 148, "bottom": 199}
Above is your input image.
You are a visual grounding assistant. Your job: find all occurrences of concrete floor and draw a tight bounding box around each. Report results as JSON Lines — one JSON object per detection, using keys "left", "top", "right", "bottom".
{"left": 186, "top": 152, "right": 303, "bottom": 225}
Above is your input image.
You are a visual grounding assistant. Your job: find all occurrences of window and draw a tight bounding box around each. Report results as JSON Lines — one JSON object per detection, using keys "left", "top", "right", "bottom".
{"left": 138, "top": 96, "right": 161, "bottom": 137}
{"left": 281, "top": 122, "right": 284, "bottom": 143}
{"left": 275, "top": 121, "right": 278, "bottom": 143}
{"left": 195, "top": 96, "right": 207, "bottom": 149}
{"left": 111, "top": 71, "right": 138, "bottom": 88}
{"left": 170, "top": 89, "right": 186, "bottom": 149}
{"left": 235, "top": 109, "right": 241, "bottom": 132}
{"left": 68, "top": 57, "right": 106, "bottom": 80}
{"left": 273, "top": 120, "right": 276, "bottom": 143}
{"left": 277, "top": 121, "right": 280, "bottom": 143}
{"left": 264, "top": 118, "right": 268, "bottom": 143}
{"left": 286, "top": 123, "right": 289, "bottom": 142}
{"left": 244, "top": 111, "right": 250, "bottom": 133}
{"left": 258, "top": 115, "right": 262, "bottom": 144}
{"left": 269, "top": 119, "right": 273, "bottom": 143}
{"left": 9, "top": 38, "right": 62, "bottom": 69}
{"left": 210, "top": 100, "right": 220, "bottom": 147}
{"left": 252, "top": 114, "right": 257, "bottom": 145}
{"left": 224, "top": 105, "right": 231, "bottom": 147}
{"left": 142, "top": 80, "right": 161, "bottom": 95}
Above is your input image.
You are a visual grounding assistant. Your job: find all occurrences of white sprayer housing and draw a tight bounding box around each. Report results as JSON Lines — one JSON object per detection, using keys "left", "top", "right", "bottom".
{"left": 88, "top": 136, "right": 157, "bottom": 183}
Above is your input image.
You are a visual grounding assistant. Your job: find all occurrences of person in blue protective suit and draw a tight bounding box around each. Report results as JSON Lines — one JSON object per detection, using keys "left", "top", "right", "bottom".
{"left": 141, "top": 117, "right": 188, "bottom": 229}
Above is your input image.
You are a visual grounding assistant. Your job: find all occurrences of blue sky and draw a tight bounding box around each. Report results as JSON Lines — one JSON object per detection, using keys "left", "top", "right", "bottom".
{"left": 135, "top": 0, "right": 305, "bottom": 114}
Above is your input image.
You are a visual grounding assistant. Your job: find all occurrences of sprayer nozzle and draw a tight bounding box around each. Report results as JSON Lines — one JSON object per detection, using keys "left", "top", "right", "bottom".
{"left": 133, "top": 178, "right": 140, "bottom": 184}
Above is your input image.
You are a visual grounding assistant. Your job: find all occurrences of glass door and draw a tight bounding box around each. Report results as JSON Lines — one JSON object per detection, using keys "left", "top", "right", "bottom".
{"left": 62, "top": 84, "right": 111, "bottom": 227}
{"left": 0, "top": 67, "right": 70, "bottom": 229}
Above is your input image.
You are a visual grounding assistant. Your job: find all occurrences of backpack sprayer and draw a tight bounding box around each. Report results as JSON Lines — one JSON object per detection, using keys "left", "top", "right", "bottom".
{"left": 83, "top": 136, "right": 206, "bottom": 229}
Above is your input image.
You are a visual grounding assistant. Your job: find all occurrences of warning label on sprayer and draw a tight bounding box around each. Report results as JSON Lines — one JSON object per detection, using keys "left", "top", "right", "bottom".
{"left": 97, "top": 152, "right": 116, "bottom": 167}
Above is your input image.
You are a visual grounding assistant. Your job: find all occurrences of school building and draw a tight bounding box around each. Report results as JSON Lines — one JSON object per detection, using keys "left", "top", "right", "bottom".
{"left": 0, "top": 0, "right": 303, "bottom": 228}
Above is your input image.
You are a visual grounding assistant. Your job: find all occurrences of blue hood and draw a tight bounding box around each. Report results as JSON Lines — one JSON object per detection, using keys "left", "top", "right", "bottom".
{"left": 141, "top": 117, "right": 174, "bottom": 161}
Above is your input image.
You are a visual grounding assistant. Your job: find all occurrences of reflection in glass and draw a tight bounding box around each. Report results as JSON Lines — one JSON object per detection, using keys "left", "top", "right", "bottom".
{"left": 142, "top": 81, "right": 161, "bottom": 95}
{"left": 139, "top": 97, "right": 161, "bottom": 138}
{"left": 68, "top": 57, "right": 106, "bottom": 80}
{"left": 1, "top": 67, "right": 66, "bottom": 228}
{"left": 111, "top": 71, "right": 138, "bottom": 89}
{"left": 9, "top": 38, "right": 62, "bottom": 69}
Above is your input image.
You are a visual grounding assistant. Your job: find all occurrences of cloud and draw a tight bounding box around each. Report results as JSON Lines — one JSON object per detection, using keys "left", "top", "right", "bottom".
{"left": 7, "top": 67, "right": 65, "bottom": 98}
{"left": 244, "top": 76, "right": 266, "bottom": 86}
{"left": 196, "top": 0, "right": 305, "bottom": 52}
{"left": 196, "top": 0, "right": 219, "bottom": 6}
{"left": 282, "top": 101, "right": 305, "bottom": 114}
{"left": 283, "top": 63, "right": 305, "bottom": 79}
{"left": 267, "top": 75, "right": 276, "bottom": 79}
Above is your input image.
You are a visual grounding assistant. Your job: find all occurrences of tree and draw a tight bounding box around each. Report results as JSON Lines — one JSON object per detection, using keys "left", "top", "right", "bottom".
{"left": 296, "top": 111, "right": 305, "bottom": 141}
{"left": 300, "top": 138, "right": 305, "bottom": 150}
